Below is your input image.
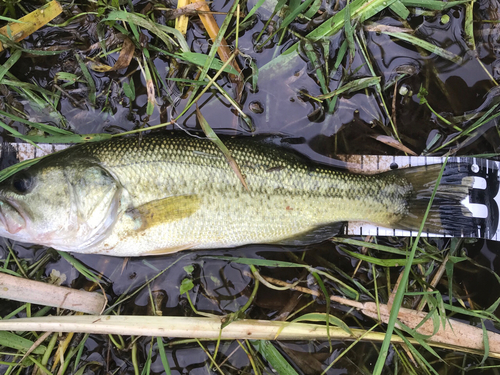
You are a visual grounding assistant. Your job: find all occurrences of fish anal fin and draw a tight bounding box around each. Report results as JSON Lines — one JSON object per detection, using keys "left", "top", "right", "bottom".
{"left": 274, "top": 222, "right": 346, "bottom": 246}
{"left": 129, "top": 195, "right": 200, "bottom": 232}
{"left": 143, "top": 243, "right": 197, "bottom": 255}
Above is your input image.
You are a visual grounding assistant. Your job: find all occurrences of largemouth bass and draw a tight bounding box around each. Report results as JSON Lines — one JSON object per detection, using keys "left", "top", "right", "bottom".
{"left": 0, "top": 134, "right": 474, "bottom": 256}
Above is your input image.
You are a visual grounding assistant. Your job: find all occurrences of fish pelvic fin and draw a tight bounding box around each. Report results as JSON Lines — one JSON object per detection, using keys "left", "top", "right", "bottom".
{"left": 391, "top": 163, "right": 474, "bottom": 236}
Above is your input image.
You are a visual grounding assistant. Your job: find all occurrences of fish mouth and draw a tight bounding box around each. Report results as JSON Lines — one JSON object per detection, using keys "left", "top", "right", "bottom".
{"left": 0, "top": 199, "right": 27, "bottom": 235}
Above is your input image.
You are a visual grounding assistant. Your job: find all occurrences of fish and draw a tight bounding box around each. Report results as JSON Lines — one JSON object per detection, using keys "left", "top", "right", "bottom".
{"left": 0, "top": 133, "right": 475, "bottom": 257}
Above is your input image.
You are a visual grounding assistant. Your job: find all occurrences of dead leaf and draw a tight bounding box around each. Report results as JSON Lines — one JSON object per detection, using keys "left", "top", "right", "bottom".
{"left": 371, "top": 135, "right": 417, "bottom": 155}
{"left": 175, "top": 0, "right": 191, "bottom": 35}
{"left": 195, "top": 0, "right": 243, "bottom": 98}
{"left": 88, "top": 37, "right": 136, "bottom": 72}
{"left": 364, "top": 23, "right": 412, "bottom": 33}
{"left": 169, "top": 1, "right": 208, "bottom": 20}
{"left": 0, "top": 0, "right": 63, "bottom": 52}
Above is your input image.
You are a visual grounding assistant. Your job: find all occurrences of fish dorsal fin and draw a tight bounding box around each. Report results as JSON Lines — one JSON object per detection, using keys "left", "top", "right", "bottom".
{"left": 129, "top": 195, "right": 201, "bottom": 232}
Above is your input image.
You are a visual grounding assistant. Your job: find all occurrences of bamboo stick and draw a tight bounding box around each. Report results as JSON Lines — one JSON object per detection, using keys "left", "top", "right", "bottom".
{"left": 0, "top": 315, "right": 497, "bottom": 359}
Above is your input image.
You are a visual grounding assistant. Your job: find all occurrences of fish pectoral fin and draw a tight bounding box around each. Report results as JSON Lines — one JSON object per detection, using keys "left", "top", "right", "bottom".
{"left": 130, "top": 194, "right": 201, "bottom": 232}
{"left": 273, "top": 222, "right": 346, "bottom": 246}
{"left": 143, "top": 243, "right": 198, "bottom": 255}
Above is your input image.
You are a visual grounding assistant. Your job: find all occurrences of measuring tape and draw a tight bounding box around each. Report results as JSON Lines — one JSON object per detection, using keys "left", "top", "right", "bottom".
{"left": 3, "top": 143, "right": 499, "bottom": 241}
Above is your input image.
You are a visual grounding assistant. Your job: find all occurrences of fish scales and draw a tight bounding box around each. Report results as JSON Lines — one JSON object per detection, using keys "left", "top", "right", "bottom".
{"left": 0, "top": 134, "right": 474, "bottom": 256}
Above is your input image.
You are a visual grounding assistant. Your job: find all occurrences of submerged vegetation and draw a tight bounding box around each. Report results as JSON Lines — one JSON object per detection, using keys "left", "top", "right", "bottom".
{"left": 0, "top": 0, "right": 499, "bottom": 374}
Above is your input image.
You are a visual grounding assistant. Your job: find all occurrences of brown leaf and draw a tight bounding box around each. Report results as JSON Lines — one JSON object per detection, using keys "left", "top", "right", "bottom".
{"left": 88, "top": 37, "right": 136, "bottom": 72}
{"left": 195, "top": 0, "right": 243, "bottom": 98}
{"left": 169, "top": 1, "right": 208, "bottom": 19}
{"left": 111, "top": 37, "right": 136, "bottom": 70}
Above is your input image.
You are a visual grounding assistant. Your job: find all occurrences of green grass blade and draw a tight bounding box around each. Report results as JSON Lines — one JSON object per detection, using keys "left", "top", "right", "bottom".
{"left": 380, "top": 31, "right": 462, "bottom": 64}
{"left": 400, "top": 0, "right": 469, "bottom": 10}
{"left": 57, "top": 251, "right": 102, "bottom": 284}
{"left": 243, "top": 0, "right": 267, "bottom": 23}
{"left": 372, "top": 158, "right": 448, "bottom": 375}
{"left": 344, "top": 0, "right": 355, "bottom": 63}
{"left": 176, "top": 51, "right": 239, "bottom": 75}
{"left": 293, "top": 313, "right": 351, "bottom": 334}
{"left": 340, "top": 247, "right": 432, "bottom": 266}
{"left": 74, "top": 54, "right": 96, "bottom": 105}
{"left": 316, "top": 76, "right": 380, "bottom": 99}
{"left": 104, "top": 11, "right": 176, "bottom": 50}
{"left": 0, "top": 49, "right": 21, "bottom": 82}
{"left": 0, "top": 119, "right": 36, "bottom": 146}
{"left": 0, "top": 158, "right": 44, "bottom": 183}
{"left": 196, "top": 106, "right": 248, "bottom": 189}
{"left": 252, "top": 340, "right": 300, "bottom": 375}
{"left": 156, "top": 338, "right": 172, "bottom": 375}
{"left": 24, "top": 133, "right": 113, "bottom": 143}
{"left": 311, "top": 272, "right": 332, "bottom": 349}
{"left": 0, "top": 110, "right": 71, "bottom": 135}
{"left": 332, "top": 237, "right": 408, "bottom": 255}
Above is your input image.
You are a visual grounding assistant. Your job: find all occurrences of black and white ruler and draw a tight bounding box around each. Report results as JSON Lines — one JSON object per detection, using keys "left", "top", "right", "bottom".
{"left": 338, "top": 155, "right": 499, "bottom": 240}
{"left": 3, "top": 143, "right": 499, "bottom": 240}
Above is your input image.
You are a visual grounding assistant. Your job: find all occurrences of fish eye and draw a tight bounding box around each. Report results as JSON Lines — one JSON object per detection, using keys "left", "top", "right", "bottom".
{"left": 12, "top": 172, "right": 34, "bottom": 194}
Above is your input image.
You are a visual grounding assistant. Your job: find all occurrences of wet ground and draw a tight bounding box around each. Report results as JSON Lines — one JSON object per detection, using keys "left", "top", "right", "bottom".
{"left": 1, "top": 0, "right": 500, "bottom": 373}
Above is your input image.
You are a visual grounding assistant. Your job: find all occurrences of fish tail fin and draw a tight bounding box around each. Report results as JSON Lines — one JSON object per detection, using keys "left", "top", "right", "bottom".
{"left": 393, "top": 163, "right": 475, "bottom": 236}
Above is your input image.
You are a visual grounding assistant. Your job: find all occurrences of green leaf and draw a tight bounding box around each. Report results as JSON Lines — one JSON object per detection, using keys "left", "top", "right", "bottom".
{"left": 252, "top": 340, "right": 300, "bottom": 375}
{"left": 389, "top": 1, "right": 410, "bottom": 19}
{"left": 0, "top": 331, "right": 46, "bottom": 354}
{"left": 123, "top": 79, "right": 136, "bottom": 101}
{"left": 177, "top": 52, "right": 239, "bottom": 75}
{"left": 464, "top": 0, "right": 475, "bottom": 49}
{"left": 54, "top": 72, "right": 80, "bottom": 84}
{"left": 180, "top": 278, "right": 194, "bottom": 294}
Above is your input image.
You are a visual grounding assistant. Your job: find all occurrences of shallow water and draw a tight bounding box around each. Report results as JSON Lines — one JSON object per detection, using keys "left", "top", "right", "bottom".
{"left": 1, "top": 0, "right": 500, "bottom": 373}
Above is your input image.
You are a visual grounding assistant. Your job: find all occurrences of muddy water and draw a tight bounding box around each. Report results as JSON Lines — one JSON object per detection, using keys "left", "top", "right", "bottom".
{"left": 1, "top": 0, "right": 500, "bottom": 373}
